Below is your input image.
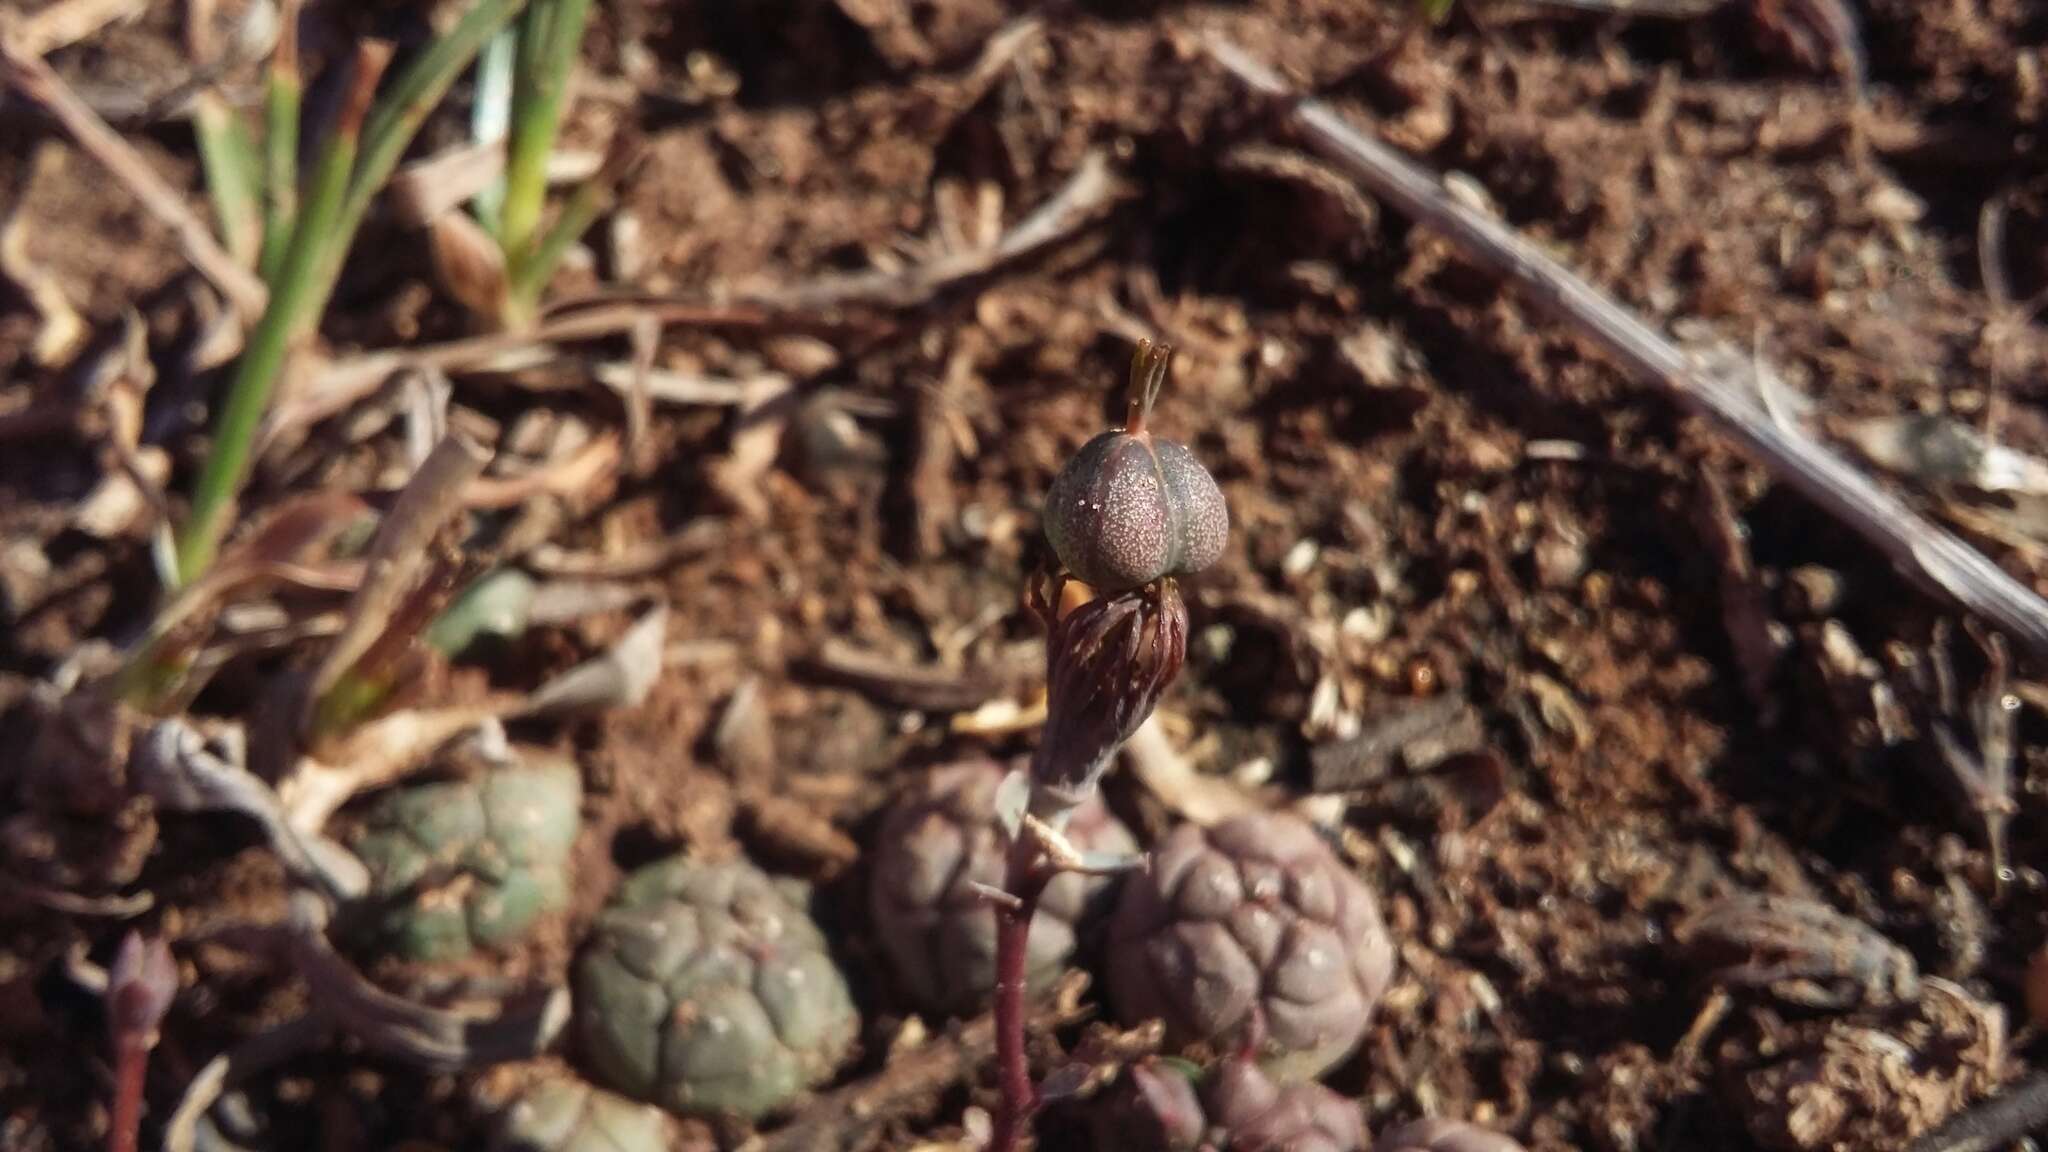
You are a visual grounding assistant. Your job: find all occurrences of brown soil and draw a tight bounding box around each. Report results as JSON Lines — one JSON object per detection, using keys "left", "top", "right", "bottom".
{"left": 3, "top": 1, "right": 2048, "bottom": 1150}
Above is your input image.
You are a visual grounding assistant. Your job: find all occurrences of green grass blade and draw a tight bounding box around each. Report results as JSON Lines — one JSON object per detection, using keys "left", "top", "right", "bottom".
{"left": 193, "top": 94, "right": 262, "bottom": 267}
{"left": 320, "top": 0, "right": 530, "bottom": 300}
{"left": 469, "top": 24, "right": 518, "bottom": 235}
{"left": 504, "top": 136, "right": 625, "bottom": 320}
{"left": 499, "top": 0, "right": 590, "bottom": 269}
{"left": 258, "top": 0, "right": 304, "bottom": 283}
{"left": 175, "top": 44, "right": 391, "bottom": 585}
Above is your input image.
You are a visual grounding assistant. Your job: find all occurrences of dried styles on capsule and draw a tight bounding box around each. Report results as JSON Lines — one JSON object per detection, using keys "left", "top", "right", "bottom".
{"left": 1044, "top": 341, "right": 1228, "bottom": 593}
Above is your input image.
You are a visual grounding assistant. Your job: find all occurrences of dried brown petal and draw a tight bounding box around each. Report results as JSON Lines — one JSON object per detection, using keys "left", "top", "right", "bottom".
{"left": 1030, "top": 576, "right": 1188, "bottom": 812}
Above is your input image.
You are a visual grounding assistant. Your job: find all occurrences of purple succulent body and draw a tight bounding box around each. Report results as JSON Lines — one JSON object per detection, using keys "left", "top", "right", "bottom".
{"left": 1205, "top": 1059, "right": 1367, "bottom": 1152}
{"left": 1045, "top": 428, "right": 1228, "bottom": 593}
{"left": 1095, "top": 1056, "right": 1367, "bottom": 1152}
{"left": 1373, "top": 1119, "right": 1528, "bottom": 1152}
{"left": 1107, "top": 811, "right": 1395, "bottom": 1081}
{"left": 871, "top": 759, "right": 1136, "bottom": 1015}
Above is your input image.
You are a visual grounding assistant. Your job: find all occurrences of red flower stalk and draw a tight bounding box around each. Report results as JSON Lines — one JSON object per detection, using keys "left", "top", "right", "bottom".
{"left": 106, "top": 932, "right": 176, "bottom": 1152}
{"left": 992, "top": 340, "right": 1222, "bottom": 1152}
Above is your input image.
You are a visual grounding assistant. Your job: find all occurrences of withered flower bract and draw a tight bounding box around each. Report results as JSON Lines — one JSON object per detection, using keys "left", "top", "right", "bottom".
{"left": 1028, "top": 571, "right": 1189, "bottom": 814}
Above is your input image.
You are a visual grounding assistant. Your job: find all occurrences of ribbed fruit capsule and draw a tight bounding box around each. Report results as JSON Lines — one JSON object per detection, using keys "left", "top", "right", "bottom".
{"left": 1043, "top": 341, "right": 1228, "bottom": 592}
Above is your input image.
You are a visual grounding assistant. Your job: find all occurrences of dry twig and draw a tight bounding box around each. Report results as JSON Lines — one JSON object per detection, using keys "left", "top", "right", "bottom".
{"left": 0, "top": 40, "right": 267, "bottom": 317}
{"left": 798, "top": 639, "right": 1006, "bottom": 713}
{"left": 739, "top": 150, "right": 1119, "bottom": 312}
{"left": 0, "top": 0, "right": 149, "bottom": 58}
{"left": 1122, "top": 716, "right": 1262, "bottom": 826}
{"left": 1906, "top": 1071, "right": 2048, "bottom": 1152}
{"left": 752, "top": 971, "right": 1093, "bottom": 1152}
{"left": 1205, "top": 39, "right": 2048, "bottom": 660}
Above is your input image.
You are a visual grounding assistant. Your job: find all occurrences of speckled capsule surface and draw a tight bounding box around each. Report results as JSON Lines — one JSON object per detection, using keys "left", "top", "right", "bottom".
{"left": 1106, "top": 811, "right": 1396, "bottom": 1082}
{"left": 574, "top": 856, "right": 859, "bottom": 1120}
{"left": 1044, "top": 429, "right": 1228, "bottom": 592}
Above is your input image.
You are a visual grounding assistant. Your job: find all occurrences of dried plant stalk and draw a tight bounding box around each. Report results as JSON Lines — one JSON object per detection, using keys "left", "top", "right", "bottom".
{"left": 1205, "top": 38, "right": 2048, "bottom": 660}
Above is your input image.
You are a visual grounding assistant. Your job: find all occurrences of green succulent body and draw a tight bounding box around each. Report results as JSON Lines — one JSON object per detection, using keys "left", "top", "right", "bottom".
{"left": 575, "top": 857, "right": 859, "bottom": 1121}
{"left": 492, "top": 1078, "right": 668, "bottom": 1152}
{"left": 353, "top": 753, "right": 582, "bottom": 962}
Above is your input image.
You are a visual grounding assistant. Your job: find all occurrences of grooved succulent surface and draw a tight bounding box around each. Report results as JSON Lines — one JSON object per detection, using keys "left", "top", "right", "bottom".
{"left": 491, "top": 1078, "right": 668, "bottom": 1152}
{"left": 1095, "top": 1057, "right": 1367, "bottom": 1152}
{"left": 575, "top": 856, "right": 858, "bottom": 1120}
{"left": 352, "top": 754, "right": 582, "bottom": 962}
{"left": 870, "top": 759, "right": 1135, "bottom": 1015}
{"left": 1204, "top": 1059, "right": 1366, "bottom": 1152}
{"left": 1107, "top": 812, "right": 1395, "bottom": 1081}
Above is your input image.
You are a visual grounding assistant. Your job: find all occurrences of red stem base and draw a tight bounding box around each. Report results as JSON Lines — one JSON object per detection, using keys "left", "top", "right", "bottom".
{"left": 989, "top": 836, "right": 1052, "bottom": 1152}
{"left": 109, "top": 1042, "right": 144, "bottom": 1152}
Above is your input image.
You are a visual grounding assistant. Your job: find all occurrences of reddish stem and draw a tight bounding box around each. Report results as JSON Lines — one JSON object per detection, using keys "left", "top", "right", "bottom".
{"left": 990, "top": 835, "right": 1052, "bottom": 1152}
{"left": 108, "top": 1039, "right": 145, "bottom": 1152}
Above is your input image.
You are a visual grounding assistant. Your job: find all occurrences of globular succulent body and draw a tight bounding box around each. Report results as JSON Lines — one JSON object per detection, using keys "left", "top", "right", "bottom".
{"left": 1107, "top": 811, "right": 1395, "bottom": 1081}
{"left": 1374, "top": 1118, "right": 1528, "bottom": 1152}
{"left": 575, "top": 856, "right": 859, "bottom": 1120}
{"left": 491, "top": 1078, "right": 668, "bottom": 1152}
{"left": 1095, "top": 1056, "right": 1367, "bottom": 1152}
{"left": 352, "top": 752, "right": 582, "bottom": 961}
{"left": 871, "top": 759, "right": 1136, "bottom": 1015}
{"left": 1042, "top": 342, "right": 1227, "bottom": 593}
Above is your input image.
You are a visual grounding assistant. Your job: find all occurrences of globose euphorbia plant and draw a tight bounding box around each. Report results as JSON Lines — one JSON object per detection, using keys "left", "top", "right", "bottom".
{"left": 575, "top": 856, "right": 858, "bottom": 1120}
{"left": 352, "top": 750, "right": 581, "bottom": 961}
{"left": 491, "top": 1077, "right": 669, "bottom": 1152}
{"left": 1107, "top": 810, "right": 1396, "bottom": 1082}
{"left": 988, "top": 340, "right": 1227, "bottom": 1152}
{"left": 1095, "top": 1053, "right": 1369, "bottom": 1152}
{"left": 870, "top": 758, "right": 1136, "bottom": 1016}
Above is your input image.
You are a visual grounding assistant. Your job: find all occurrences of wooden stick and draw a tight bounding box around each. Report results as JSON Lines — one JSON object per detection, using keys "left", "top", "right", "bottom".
{"left": 0, "top": 40, "right": 268, "bottom": 318}
{"left": 3, "top": 0, "right": 148, "bottom": 59}
{"left": 1204, "top": 38, "right": 2048, "bottom": 660}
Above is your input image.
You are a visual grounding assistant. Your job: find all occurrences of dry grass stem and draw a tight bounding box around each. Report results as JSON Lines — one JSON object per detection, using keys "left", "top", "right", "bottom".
{"left": 302, "top": 433, "right": 492, "bottom": 729}
{"left": 0, "top": 40, "right": 268, "bottom": 316}
{"left": 1207, "top": 38, "right": 2048, "bottom": 660}
{"left": 1, "top": 0, "right": 148, "bottom": 58}
{"left": 740, "top": 149, "right": 1119, "bottom": 312}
